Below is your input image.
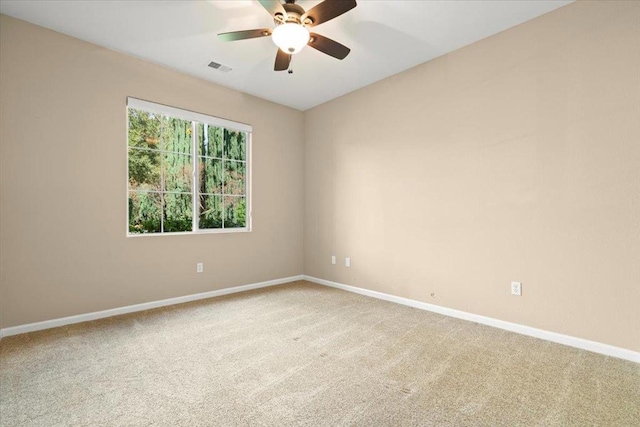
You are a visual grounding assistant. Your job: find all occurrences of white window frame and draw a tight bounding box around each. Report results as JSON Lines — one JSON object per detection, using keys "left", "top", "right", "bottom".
{"left": 126, "top": 97, "right": 252, "bottom": 236}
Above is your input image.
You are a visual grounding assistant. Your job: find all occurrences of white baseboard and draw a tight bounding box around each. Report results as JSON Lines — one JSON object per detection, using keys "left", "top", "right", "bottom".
{"left": 0, "top": 275, "right": 304, "bottom": 338}
{"left": 3, "top": 274, "right": 637, "bottom": 364}
{"left": 303, "top": 275, "right": 640, "bottom": 364}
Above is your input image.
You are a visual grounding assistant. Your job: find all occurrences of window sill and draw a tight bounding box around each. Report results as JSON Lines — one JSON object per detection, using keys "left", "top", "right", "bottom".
{"left": 126, "top": 228, "right": 250, "bottom": 237}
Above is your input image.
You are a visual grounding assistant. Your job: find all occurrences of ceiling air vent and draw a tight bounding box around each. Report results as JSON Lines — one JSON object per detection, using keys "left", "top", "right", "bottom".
{"left": 208, "top": 61, "right": 232, "bottom": 73}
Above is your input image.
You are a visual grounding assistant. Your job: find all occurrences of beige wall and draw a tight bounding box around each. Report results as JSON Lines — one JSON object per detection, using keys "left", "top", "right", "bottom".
{"left": 304, "top": 1, "right": 640, "bottom": 352}
{"left": 0, "top": 15, "right": 304, "bottom": 328}
{"left": 1, "top": 1, "right": 638, "bottom": 353}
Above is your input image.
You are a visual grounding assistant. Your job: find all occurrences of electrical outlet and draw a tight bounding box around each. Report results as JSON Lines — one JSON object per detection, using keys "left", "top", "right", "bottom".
{"left": 345, "top": 257, "right": 351, "bottom": 268}
{"left": 511, "top": 281, "right": 522, "bottom": 296}
{"left": 331, "top": 255, "right": 336, "bottom": 265}
{"left": 197, "top": 262, "right": 204, "bottom": 273}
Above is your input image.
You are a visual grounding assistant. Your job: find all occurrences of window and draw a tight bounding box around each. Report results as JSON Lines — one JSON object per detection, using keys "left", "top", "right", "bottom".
{"left": 127, "top": 98, "right": 251, "bottom": 235}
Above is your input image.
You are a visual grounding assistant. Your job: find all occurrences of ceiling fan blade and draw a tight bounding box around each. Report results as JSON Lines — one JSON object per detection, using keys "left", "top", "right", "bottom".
{"left": 308, "top": 33, "right": 351, "bottom": 60}
{"left": 301, "top": 0, "right": 357, "bottom": 27}
{"left": 274, "top": 49, "right": 291, "bottom": 71}
{"left": 218, "top": 28, "right": 272, "bottom": 42}
{"left": 258, "top": 0, "right": 287, "bottom": 20}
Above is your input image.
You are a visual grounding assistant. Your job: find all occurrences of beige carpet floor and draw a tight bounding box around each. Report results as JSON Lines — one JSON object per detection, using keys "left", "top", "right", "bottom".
{"left": 1, "top": 281, "right": 638, "bottom": 426}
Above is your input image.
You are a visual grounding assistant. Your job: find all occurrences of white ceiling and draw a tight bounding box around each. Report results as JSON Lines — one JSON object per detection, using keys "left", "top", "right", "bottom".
{"left": 0, "top": 0, "right": 572, "bottom": 111}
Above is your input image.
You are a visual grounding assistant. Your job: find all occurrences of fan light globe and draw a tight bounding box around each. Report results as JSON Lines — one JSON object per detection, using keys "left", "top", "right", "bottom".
{"left": 272, "top": 23, "right": 310, "bottom": 54}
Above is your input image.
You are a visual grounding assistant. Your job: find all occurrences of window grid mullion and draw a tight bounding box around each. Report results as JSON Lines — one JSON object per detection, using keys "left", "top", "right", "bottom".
{"left": 222, "top": 157, "right": 225, "bottom": 229}
{"left": 192, "top": 121, "right": 198, "bottom": 232}
{"left": 128, "top": 146, "right": 192, "bottom": 157}
{"left": 221, "top": 128, "right": 225, "bottom": 230}
{"left": 160, "top": 120, "right": 165, "bottom": 233}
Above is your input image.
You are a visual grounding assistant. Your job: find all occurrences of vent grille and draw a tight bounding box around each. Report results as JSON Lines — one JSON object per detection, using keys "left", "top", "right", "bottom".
{"left": 208, "top": 61, "right": 232, "bottom": 72}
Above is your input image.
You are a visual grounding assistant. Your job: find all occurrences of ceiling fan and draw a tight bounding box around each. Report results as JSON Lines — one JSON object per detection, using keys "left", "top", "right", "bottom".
{"left": 218, "top": 0, "right": 357, "bottom": 73}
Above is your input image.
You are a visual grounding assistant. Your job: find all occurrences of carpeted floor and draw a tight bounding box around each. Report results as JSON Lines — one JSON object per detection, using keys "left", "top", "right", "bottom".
{"left": 1, "top": 281, "right": 638, "bottom": 426}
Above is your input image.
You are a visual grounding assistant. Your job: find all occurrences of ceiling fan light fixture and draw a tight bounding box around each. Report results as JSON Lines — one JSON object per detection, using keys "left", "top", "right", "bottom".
{"left": 272, "top": 23, "right": 309, "bottom": 54}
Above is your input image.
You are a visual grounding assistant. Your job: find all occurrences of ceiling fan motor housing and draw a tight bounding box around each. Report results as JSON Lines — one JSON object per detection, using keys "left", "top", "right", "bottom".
{"left": 275, "top": 2, "right": 308, "bottom": 26}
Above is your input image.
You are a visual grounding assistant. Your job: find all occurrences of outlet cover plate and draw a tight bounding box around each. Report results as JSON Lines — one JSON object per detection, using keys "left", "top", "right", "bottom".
{"left": 511, "top": 281, "right": 522, "bottom": 296}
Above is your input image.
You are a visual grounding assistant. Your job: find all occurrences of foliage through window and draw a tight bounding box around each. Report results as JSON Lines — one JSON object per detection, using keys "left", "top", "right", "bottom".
{"left": 127, "top": 98, "right": 250, "bottom": 234}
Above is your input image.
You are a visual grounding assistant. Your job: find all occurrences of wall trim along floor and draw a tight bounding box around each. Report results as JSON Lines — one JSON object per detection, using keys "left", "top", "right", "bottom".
{"left": 1, "top": 274, "right": 637, "bottom": 364}
{"left": 0, "top": 275, "right": 304, "bottom": 340}
{"left": 302, "top": 275, "right": 639, "bottom": 363}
